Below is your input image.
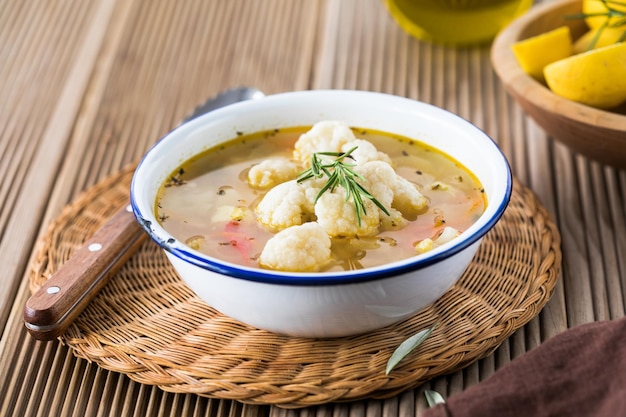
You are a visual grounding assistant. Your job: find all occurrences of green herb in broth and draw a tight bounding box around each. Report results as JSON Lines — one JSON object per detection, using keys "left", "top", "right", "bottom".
{"left": 155, "top": 125, "right": 486, "bottom": 272}
{"left": 297, "top": 146, "right": 391, "bottom": 226}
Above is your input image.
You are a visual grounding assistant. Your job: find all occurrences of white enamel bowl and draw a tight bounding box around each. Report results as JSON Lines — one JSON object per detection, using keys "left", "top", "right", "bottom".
{"left": 131, "top": 90, "right": 512, "bottom": 338}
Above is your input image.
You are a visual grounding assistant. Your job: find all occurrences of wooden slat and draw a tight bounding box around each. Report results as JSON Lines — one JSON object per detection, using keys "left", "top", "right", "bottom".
{"left": 42, "top": 0, "right": 139, "bottom": 223}
{"left": 0, "top": 0, "right": 111, "bottom": 333}
{"left": 0, "top": 0, "right": 320, "bottom": 416}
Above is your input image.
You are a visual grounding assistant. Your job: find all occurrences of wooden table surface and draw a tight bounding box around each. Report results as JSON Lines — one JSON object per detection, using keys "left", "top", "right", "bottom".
{"left": 1, "top": 0, "right": 624, "bottom": 416}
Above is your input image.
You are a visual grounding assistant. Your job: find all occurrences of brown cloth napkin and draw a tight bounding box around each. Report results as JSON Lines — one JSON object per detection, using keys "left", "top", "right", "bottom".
{"left": 423, "top": 317, "right": 626, "bottom": 417}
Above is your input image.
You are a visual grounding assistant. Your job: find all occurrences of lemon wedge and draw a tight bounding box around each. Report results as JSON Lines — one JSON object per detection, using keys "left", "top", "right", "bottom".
{"left": 574, "top": 27, "right": 626, "bottom": 53}
{"left": 544, "top": 42, "right": 626, "bottom": 109}
{"left": 511, "top": 26, "right": 573, "bottom": 82}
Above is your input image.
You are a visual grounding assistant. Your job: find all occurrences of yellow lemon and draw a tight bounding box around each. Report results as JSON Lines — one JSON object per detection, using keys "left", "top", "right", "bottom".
{"left": 573, "top": 27, "right": 626, "bottom": 52}
{"left": 544, "top": 42, "right": 626, "bottom": 109}
{"left": 511, "top": 26, "right": 573, "bottom": 81}
{"left": 582, "top": 0, "right": 626, "bottom": 29}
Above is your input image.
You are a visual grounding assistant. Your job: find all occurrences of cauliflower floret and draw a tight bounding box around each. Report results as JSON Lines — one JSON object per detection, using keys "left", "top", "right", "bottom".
{"left": 341, "top": 139, "right": 392, "bottom": 165}
{"left": 293, "top": 121, "right": 356, "bottom": 164}
{"left": 356, "top": 160, "right": 428, "bottom": 222}
{"left": 351, "top": 161, "right": 407, "bottom": 230}
{"left": 391, "top": 175, "right": 428, "bottom": 218}
{"left": 247, "top": 158, "right": 300, "bottom": 189}
{"left": 354, "top": 161, "right": 396, "bottom": 208}
{"left": 255, "top": 179, "right": 319, "bottom": 231}
{"left": 259, "top": 222, "right": 331, "bottom": 272}
{"left": 315, "top": 188, "right": 380, "bottom": 237}
{"left": 310, "top": 160, "right": 429, "bottom": 237}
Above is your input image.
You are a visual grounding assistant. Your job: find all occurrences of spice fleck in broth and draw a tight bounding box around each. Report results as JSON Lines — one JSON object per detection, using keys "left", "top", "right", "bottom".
{"left": 156, "top": 122, "right": 486, "bottom": 272}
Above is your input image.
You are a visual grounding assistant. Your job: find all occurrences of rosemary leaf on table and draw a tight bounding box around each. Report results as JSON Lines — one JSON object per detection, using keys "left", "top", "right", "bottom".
{"left": 425, "top": 389, "right": 446, "bottom": 407}
{"left": 385, "top": 325, "right": 436, "bottom": 375}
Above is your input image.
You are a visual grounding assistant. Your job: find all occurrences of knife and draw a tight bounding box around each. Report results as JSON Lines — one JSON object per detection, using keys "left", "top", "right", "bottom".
{"left": 23, "top": 87, "right": 264, "bottom": 341}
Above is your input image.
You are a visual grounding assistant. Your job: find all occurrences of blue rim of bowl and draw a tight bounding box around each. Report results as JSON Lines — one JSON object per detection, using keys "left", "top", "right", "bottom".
{"left": 130, "top": 90, "right": 513, "bottom": 286}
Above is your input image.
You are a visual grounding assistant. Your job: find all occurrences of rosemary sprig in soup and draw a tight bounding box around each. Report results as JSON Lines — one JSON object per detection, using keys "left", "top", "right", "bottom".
{"left": 297, "top": 146, "right": 390, "bottom": 226}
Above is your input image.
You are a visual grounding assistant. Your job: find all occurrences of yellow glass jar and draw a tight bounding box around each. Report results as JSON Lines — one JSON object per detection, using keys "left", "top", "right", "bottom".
{"left": 383, "top": 0, "right": 534, "bottom": 46}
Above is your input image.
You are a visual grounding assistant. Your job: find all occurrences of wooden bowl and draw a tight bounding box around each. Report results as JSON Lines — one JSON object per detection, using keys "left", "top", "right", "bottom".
{"left": 491, "top": 0, "right": 626, "bottom": 169}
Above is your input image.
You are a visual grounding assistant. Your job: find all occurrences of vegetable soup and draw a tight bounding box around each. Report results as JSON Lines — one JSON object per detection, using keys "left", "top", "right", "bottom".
{"left": 155, "top": 122, "right": 486, "bottom": 273}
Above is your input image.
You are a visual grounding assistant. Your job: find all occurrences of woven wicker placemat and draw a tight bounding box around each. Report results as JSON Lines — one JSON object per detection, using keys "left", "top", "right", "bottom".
{"left": 28, "top": 164, "right": 561, "bottom": 408}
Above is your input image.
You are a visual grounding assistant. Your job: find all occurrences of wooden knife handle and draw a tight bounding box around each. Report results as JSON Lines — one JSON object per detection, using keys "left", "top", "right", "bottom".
{"left": 23, "top": 204, "right": 146, "bottom": 340}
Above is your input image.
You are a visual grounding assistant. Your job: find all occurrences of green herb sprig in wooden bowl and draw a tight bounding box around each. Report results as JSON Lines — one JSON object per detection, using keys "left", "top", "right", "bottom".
{"left": 566, "top": 0, "right": 626, "bottom": 50}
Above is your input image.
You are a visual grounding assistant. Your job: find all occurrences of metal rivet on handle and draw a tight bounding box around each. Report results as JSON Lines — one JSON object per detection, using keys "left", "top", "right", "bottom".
{"left": 88, "top": 243, "right": 103, "bottom": 252}
{"left": 47, "top": 286, "right": 61, "bottom": 294}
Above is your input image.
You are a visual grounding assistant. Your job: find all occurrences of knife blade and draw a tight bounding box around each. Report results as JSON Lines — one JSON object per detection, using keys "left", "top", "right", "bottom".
{"left": 23, "top": 87, "right": 264, "bottom": 341}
